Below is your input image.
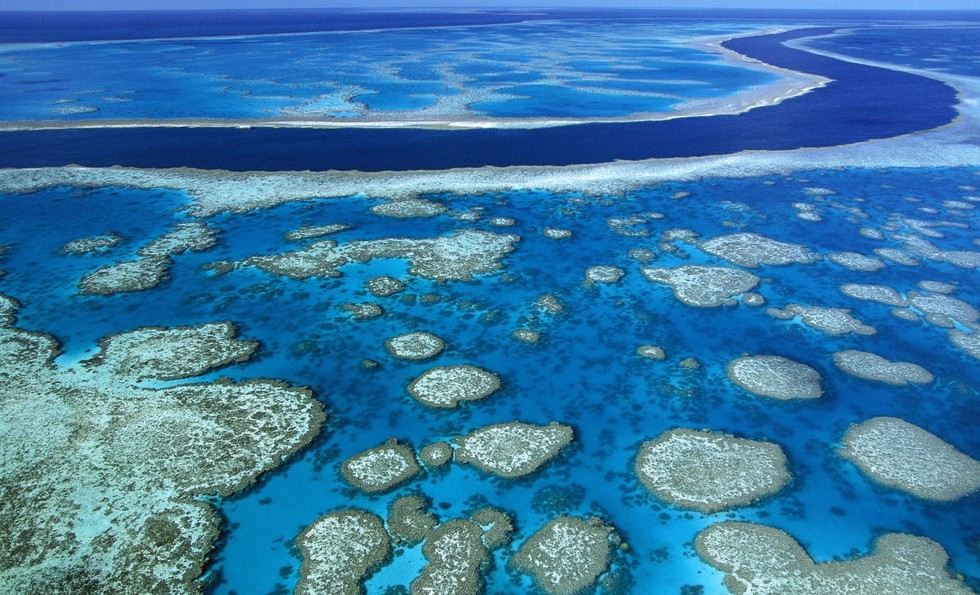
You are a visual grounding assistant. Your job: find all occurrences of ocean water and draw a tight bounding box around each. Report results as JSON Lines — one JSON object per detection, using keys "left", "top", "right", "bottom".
{"left": 804, "top": 24, "right": 980, "bottom": 75}
{"left": 1, "top": 9, "right": 980, "bottom": 595}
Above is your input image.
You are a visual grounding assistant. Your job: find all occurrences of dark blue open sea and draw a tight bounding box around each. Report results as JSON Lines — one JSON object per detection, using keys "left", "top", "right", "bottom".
{"left": 0, "top": 9, "right": 978, "bottom": 595}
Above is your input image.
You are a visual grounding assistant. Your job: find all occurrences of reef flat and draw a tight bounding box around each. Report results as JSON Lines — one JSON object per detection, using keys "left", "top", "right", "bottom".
{"left": 699, "top": 232, "right": 817, "bottom": 268}
{"left": 512, "top": 515, "right": 619, "bottom": 595}
{"left": 833, "top": 350, "right": 934, "bottom": 385}
{"left": 635, "top": 428, "right": 791, "bottom": 512}
{"left": 408, "top": 365, "right": 501, "bottom": 409}
{"left": 641, "top": 265, "right": 760, "bottom": 307}
{"left": 341, "top": 438, "right": 422, "bottom": 493}
{"left": 213, "top": 229, "right": 519, "bottom": 282}
{"left": 83, "top": 321, "right": 258, "bottom": 381}
{"left": 454, "top": 421, "right": 573, "bottom": 478}
{"left": 296, "top": 509, "right": 391, "bottom": 595}
{"left": 385, "top": 331, "right": 446, "bottom": 361}
{"left": 411, "top": 519, "right": 490, "bottom": 595}
{"left": 61, "top": 232, "right": 122, "bottom": 254}
{"left": 726, "top": 355, "right": 823, "bottom": 400}
{"left": 767, "top": 304, "right": 876, "bottom": 336}
{"left": 78, "top": 222, "right": 217, "bottom": 295}
{"left": 696, "top": 521, "right": 973, "bottom": 594}
{"left": 387, "top": 494, "right": 438, "bottom": 545}
{"left": 0, "top": 296, "right": 324, "bottom": 592}
{"left": 840, "top": 417, "right": 980, "bottom": 501}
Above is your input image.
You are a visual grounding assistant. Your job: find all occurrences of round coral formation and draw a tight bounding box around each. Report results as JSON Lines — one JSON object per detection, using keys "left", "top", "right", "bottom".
{"left": 635, "top": 428, "right": 791, "bottom": 513}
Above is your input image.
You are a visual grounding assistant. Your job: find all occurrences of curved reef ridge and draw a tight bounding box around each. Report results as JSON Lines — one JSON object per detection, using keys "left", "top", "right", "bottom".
{"left": 0, "top": 295, "right": 325, "bottom": 593}
{"left": 0, "top": 28, "right": 957, "bottom": 171}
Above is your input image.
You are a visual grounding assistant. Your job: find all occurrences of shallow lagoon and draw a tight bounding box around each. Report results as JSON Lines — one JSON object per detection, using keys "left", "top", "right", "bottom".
{"left": 0, "top": 19, "right": 779, "bottom": 122}
{"left": 1, "top": 166, "right": 977, "bottom": 593}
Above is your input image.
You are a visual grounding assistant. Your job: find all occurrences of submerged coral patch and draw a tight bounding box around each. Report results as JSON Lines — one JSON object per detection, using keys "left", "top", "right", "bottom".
{"left": 696, "top": 521, "right": 973, "bottom": 594}
{"left": 636, "top": 344, "right": 666, "bottom": 360}
{"left": 286, "top": 223, "right": 350, "bottom": 241}
{"left": 78, "top": 255, "right": 171, "bottom": 295}
{"left": 511, "top": 515, "right": 618, "bottom": 595}
{"left": 635, "top": 428, "right": 791, "bottom": 513}
{"left": 341, "top": 438, "right": 421, "bottom": 493}
{"left": 370, "top": 198, "right": 447, "bottom": 218}
{"left": 367, "top": 275, "right": 405, "bottom": 297}
{"left": 833, "top": 350, "right": 934, "bottom": 385}
{"left": 225, "top": 229, "right": 519, "bottom": 282}
{"left": 535, "top": 294, "right": 564, "bottom": 315}
{"left": 385, "top": 331, "right": 446, "bottom": 360}
{"left": 83, "top": 321, "right": 259, "bottom": 381}
{"left": 841, "top": 416, "right": 980, "bottom": 501}
{"left": 542, "top": 227, "right": 572, "bottom": 239}
{"left": 0, "top": 304, "right": 324, "bottom": 592}
{"left": 726, "top": 355, "right": 822, "bottom": 400}
{"left": 585, "top": 265, "right": 625, "bottom": 285}
{"left": 641, "top": 265, "right": 759, "bottom": 307}
{"left": 767, "top": 304, "right": 876, "bottom": 335}
{"left": 699, "top": 232, "right": 816, "bottom": 267}
{"left": 343, "top": 302, "right": 385, "bottom": 320}
{"left": 454, "top": 421, "right": 573, "bottom": 478}
{"left": 408, "top": 365, "right": 501, "bottom": 408}
{"left": 79, "top": 222, "right": 218, "bottom": 295}
{"left": 387, "top": 494, "right": 438, "bottom": 545}
{"left": 295, "top": 509, "right": 392, "bottom": 595}
{"left": 411, "top": 519, "right": 490, "bottom": 595}
{"left": 512, "top": 328, "right": 541, "bottom": 343}
{"left": 840, "top": 283, "right": 907, "bottom": 306}
{"left": 949, "top": 330, "right": 980, "bottom": 359}
{"left": 827, "top": 251, "right": 887, "bottom": 272}
{"left": 61, "top": 232, "right": 122, "bottom": 254}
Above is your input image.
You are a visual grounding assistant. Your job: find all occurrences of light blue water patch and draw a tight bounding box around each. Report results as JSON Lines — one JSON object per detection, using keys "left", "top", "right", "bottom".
{"left": 353, "top": 82, "right": 445, "bottom": 112}
{"left": 472, "top": 84, "right": 680, "bottom": 117}
{"left": 1, "top": 167, "right": 977, "bottom": 594}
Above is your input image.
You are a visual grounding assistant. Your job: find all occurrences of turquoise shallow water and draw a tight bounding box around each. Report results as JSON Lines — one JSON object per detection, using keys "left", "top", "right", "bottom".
{"left": 0, "top": 20, "right": 777, "bottom": 122}
{"left": 1, "top": 166, "right": 977, "bottom": 593}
